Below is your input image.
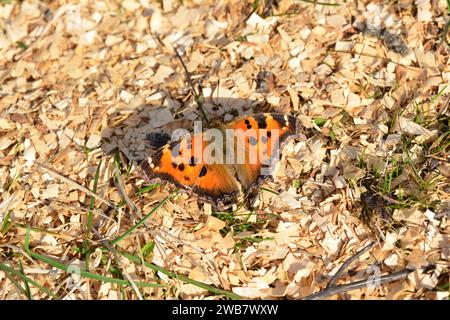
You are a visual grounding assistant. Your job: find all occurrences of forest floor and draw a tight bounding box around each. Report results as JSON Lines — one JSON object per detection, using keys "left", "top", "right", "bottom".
{"left": 0, "top": 0, "right": 449, "bottom": 299}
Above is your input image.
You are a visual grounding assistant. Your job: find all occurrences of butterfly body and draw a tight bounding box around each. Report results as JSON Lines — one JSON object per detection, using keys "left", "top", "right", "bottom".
{"left": 139, "top": 113, "right": 302, "bottom": 208}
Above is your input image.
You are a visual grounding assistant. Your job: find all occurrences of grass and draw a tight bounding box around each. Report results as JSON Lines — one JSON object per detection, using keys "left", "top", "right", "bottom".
{"left": 381, "top": 157, "right": 402, "bottom": 195}
{"left": 99, "top": 161, "right": 242, "bottom": 298}
{"left": 2, "top": 265, "right": 30, "bottom": 298}
{"left": 136, "top": 184, "right": 160, "bottom": 196}
{"left": 259, "top": 186, "right": 279, "bottom": 195}
{"left": 116, "top": 250, "right": 241, "bottom": 300}
{"left": 20, "top": 190, "right": 241, "bottom": 299}
{"left": 213, "top": 207, "right": 278, "bottom": 251}
{"left": 313, "top": 117, "right": 327, "bottom": 127}
{"left": 86, "top": 159, "right": 102, "bottom": 236}
{"left": 296, "top": 0, "right": 339, "bottom": 6}
{"left": 359, "top": 83, "right": 449, "bottom": 228}
{"left": 16, "top": 41, "right": 28, "bottom": 49}
{"left": 18, "top": 260, "right": 32, "bottom": 299}
{"left": 110, "top": 193, "right": 173, "bottom": 245}
{"left": 0, "top": 262, "right": 60, "bottom": 299}
{"left": 24, "top": 228, "right": 165, "bottom": 289}
{"left": 82, "top": 159, "right": 102, "bottom": 273}
{"left": 430, "top": 131, "right": 450, "bottom": 155}
{"left": 2, "top": 162, "right": 243, "bottom": 300}
{"left": 250, "top": 0, "right": 340, "bottom": 18}
{"left": 140, "top": 241, "right": 155, "bottom": 259}
{"left": 234, "top": 236, "right": 274, "bottom": 249}
{"left": 372, "top": 142, "right": 439, "bottom": 210}
{"left": 0, "top": 210, "right": 12, "bottom": 235}
{"left": 292, "top": 179, "right": 302, "bottom": 189}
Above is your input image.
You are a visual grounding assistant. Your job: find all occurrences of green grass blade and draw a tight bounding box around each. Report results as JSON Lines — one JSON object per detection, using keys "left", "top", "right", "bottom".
{"left": 1, "top": 267, "right": 29, "bottom": 298}
{"left": 136, "top": 184, "right": 160, "bottom": 196}
{"left": 313, "top": 117, "right": 327, "bottom": 127}
{"left": 259, "top": 187, "right": 279, "bottom": 195}
{"left": 30, "top": 251, "right": 165, "bottom": 288}
{"left": 1, "top": 210, "right": 12, "bottom": 234}
{"left": 24, "top": 227, "right": 165, "bottom": 290}
{"left": 87, "top": 159, "right": 102, "bottom": 235}
{"left": 297, "top": 0, "right": 339, "bottom": 6}
{"left": 0, "top": 263, "right": 60, "bottom": 299}
{"left": 18, "top": 260, "right": 32, "bottom": 300}
{"left": 141, "top": 241, "right": 155, "bottom": 259}
{"left": 116, "top": 250, "right": 241, "bottom": 300}
{"left": 110, "top": 193, "right": 174, "bottom": 245}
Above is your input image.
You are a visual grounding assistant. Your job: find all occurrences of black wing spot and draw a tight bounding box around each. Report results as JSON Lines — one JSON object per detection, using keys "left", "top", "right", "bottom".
{"left": 272, "top": 114, "right": 286, "bottom": 127}
{"left": 171, "top": 162, "right": 177, "bottom": 169}
{"left": 184, "top": 176, "right": 190, "bottom": 181}
{"left": 256, "top": 116, "right": 268, "bottom": 129}
{"left": 199, "top": 166, "right": 207, "bottom": 177}
{"left": 246, "top": 124, "right": 252, "bottom": 129}
{"left": 146, "top": 132, "right": 171, "bottom": 149}
{"left": 178, "top": 163, "right": 185, "bottom": 171}
{"left": 287, "top": 115, "right": 297, "bottom": 132}
{"left": 267, "top": 131, "right": 272, "bottom": 138}
{"left": 244, "top": 119, "right": 250, "bottom": 125}
{"left": 189, "top": 156, "right": 197, "bottom": 166}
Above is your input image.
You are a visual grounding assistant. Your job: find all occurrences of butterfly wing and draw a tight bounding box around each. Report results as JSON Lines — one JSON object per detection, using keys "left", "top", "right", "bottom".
{"left": 226, "top": 113, "right": 302, "bottom": 190}
{"left": 139, "top": 133, "right": 241, "bottom": 206}
{"left": 139, "top": 113, "right": 302, "bottom": 206}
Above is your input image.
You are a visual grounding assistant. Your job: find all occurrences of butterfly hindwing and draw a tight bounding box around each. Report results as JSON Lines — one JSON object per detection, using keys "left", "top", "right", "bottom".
{"left": 226, "top": 113, "right": 301, "bottom": 190}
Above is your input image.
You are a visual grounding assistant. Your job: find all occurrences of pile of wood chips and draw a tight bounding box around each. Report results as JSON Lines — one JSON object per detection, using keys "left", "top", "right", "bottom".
{"left": 0, "top": 0, "right": 448, "bottom": 299}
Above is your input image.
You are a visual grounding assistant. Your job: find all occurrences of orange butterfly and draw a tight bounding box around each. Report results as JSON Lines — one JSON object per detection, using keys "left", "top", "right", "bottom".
{"left": 139, "top": 113, "right": 302, "bottom": 208}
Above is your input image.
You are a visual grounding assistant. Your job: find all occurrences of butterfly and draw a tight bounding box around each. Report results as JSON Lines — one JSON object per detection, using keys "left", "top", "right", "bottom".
{"left": 139, "top": 113, "right": 302, "bottom": 208}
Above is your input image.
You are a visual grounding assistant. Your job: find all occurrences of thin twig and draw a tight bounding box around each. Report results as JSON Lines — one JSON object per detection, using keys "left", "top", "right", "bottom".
{"left": 327, "top": 242, "right": 375, "bottom": 288}
{"left": 296, "top": 0, "right": 339, "bottom": 6}
{"left": 37, "top": 165, "right": 118, "bottom": 210}
{"left": 302, "top": 241, "right": 413, "bottom": 299}
{"left": 173, "top": 46, "right": 197, "bottom": 99}
{"left": 303, "top": 269, "right": 413, "bottom": 300}
{"left": 172, "top": 45, "right": 210, "bottom": 122}
{"left": 113, "top": 166, "right": 141, "bottom": 218}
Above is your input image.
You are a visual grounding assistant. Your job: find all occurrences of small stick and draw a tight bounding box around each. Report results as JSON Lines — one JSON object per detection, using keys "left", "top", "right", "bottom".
{"left": 302, "top": 241, "right": 413, "bottom": 299}
{"left": 302, "top": 268, "right": 413, "bottom": 300}
{"left": 172, "top": 45, "right": 210, "bottom": 123}
{"left": 327, "top": 242, "right": 375, "bottom": 288}
{"left": 113, "top": 166, "right": 141, "bottom": 218}
{"left": 173, "top": 46, "right": 197, "bottom": 97}
{"left": 38, "top": 165, "right": 118, "bottom": 210}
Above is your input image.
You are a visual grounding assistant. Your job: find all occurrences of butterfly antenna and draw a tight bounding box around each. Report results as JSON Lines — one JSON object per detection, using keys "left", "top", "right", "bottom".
{"left": 173, "top": 45, "right": 210, "bottom": 123}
